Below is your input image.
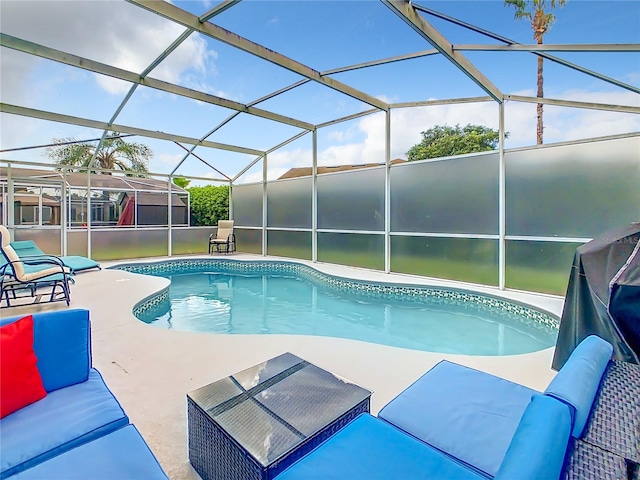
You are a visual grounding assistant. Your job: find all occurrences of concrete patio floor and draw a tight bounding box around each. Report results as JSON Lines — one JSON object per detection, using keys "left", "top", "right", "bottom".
{"left": 0, "top": 254, "right": 565, "bottom": 479}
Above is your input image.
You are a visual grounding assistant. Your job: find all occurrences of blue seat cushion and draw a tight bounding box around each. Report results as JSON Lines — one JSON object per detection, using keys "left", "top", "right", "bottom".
{"left": 378, "top": 360, "right": 536, "bottom": 477}
{"left": 10, "top": 425, "right": 168, "bottom": 480}
{"left": 58, "top": 255, "right": 100, "bottom": 273}
{"left": 277, "top": 413, "right": 482, "bottom": 480}
{"left": 0, "top": 369, "right": 129, "bottom": 477}
{"left": 544, "top": 335, "right": 613, "bottom": 437}
{"left": 495, "top": 395, "right": 572, "bottom": 480}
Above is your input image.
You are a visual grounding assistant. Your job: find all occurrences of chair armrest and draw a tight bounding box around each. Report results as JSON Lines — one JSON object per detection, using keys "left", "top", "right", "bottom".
{"left": 544, "top": 335, "right": 613, "bottom": 438}
{"left": 495, "top": 395, "right": 572, "bottom": 480}
{"left": 21, "top": 256, "right": 67, "bottom": 269}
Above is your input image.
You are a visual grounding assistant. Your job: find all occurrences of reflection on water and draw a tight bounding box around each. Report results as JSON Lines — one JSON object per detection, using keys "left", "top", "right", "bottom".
{"left": 137, "top": 273, "right": 557, "bottom": 356}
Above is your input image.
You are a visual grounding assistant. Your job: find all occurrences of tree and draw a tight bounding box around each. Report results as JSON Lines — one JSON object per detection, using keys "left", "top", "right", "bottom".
{"left": 406, "top": 124, "right": 504, "bottom": 161}
{"left": 45, "top": 132, "right": 151, "bottom": 175}
{"left": 505, "top": 0, "right": 567, "bottom": 145}
{"left": 172, "top": 177, "right": 191, "bottom": 189}
{"left": 187, "top": 185, "right": 229, "bottom": 226}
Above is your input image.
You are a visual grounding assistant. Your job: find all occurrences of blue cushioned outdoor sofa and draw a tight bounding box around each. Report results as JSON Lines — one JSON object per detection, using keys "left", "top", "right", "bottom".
{"left": 277, "top": 335, "right": 622, "bottom": 479}
{"left": 0, "top": 309, "right": 167, "bottom": 479}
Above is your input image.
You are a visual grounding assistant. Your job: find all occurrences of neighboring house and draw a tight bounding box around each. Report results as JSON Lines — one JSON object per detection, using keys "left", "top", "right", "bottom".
{"left": 0, "top": 167, "right": 188, "bottom": 227}
{"left": 0, "top": 194, "right": 61, "bottom": 225}
{"left": 278, "top": 159, "right": 406, "bottom": 179}
{"left": 117, "top": 192, "right": 188, "bottom": 226}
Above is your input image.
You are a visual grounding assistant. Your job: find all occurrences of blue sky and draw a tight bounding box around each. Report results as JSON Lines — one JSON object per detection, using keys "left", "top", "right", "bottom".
{"left": 1, "top": 0, "right": 638, "bottom": 184}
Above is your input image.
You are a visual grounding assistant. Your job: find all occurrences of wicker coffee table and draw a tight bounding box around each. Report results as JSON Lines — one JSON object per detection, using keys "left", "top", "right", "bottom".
{"left": 187, "top": 352, "right": 372, "bottom": 480}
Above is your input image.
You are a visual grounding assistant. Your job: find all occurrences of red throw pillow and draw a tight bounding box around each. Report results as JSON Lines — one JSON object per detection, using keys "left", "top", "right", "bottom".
{"left": 1, "top": 315, "right": 47, "bottom": 418}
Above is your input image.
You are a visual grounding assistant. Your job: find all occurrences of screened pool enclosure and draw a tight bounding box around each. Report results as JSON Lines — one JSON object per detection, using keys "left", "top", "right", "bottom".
{"left": 1, "top": 0, "right": 638, "bottom": 295}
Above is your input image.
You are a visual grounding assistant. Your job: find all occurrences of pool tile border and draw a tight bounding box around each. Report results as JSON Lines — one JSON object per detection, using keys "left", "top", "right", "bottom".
{"left": 113, "top": 259, "right": 559, "bottom": 335}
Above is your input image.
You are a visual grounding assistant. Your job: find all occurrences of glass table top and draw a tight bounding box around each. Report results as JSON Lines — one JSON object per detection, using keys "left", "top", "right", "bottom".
{"left": 188, "top": 352, "right": 372, "bottom": 466}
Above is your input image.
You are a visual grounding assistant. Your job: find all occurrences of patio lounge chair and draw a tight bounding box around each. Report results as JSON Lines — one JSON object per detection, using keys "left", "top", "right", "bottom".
{"left": 208, "top": 220, "right": 236, "bottom": 254}
{"left": 10, "top": 239, "right": 101, "bottom": 273}
{"left": 0, "top": 225, "right": 72, "bottom": 307}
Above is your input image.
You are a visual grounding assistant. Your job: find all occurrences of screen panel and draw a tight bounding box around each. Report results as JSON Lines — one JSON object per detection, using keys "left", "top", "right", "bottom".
{"left": 267, "top": 230, "right": 311, "bottom": 260}
{"left": 171, "top": 226, "right": 211, "bottom": 255}
{"left": 91, "top": 228, "right": 168, "bottom": 260}
{"left": 505, "top": 240, "right": 584, "bottom": 295}
{"left": 235, "top": 228, "right": 262, "bottom": 254}
{"left": 506, "top": 136, "right": 640, "bottom": 238}
{"left": 317, "top": 232, "right": 384, "bottom": 270}
{"left": 391, "top": 236, "right": 498, "bottom": 285}
{"left": 391, "top": 154, "right": 499, "bottom": 234}
{"left": 13, "top": 228, "right": 62, "bottom": 255}
{"left": 67, "top": 229, "right": 88, "bottom": 257}
{"left": 267, "top": 178, "right": 312, "bottom": 229}
{"left": 317, "top": 168, "right": 385, "bottom": 231}
{"left": 233, "top": 184, "right": 263, "bottom": 227}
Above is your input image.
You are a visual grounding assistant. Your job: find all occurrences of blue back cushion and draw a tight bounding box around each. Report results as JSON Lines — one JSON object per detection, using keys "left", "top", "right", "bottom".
{"left": 10, "top": 240, "right": 44, "bottom": 257}
{"left": 495, "top": 394, "right": 572, "bottom": 480}
{"left": 544, "top": 335, "right": 613, "bottom": 437}
{"left": 0, "top": 309, "right": 91, "bottom": 392}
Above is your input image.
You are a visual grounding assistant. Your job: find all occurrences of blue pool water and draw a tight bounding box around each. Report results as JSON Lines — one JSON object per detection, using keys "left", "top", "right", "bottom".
{"left": 124, "top": 260, "right": 558, "bottom": 356}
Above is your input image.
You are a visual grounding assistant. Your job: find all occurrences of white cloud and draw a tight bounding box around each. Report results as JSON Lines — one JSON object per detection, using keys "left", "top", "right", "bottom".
{"left": 153, "top": 152, "right": 185, "bottom": 170}
{"left": 1, "top": 1, "right": 219, "bottom": 96}
{"left": 149, "top": 33, "right": 219, "bottom": 94}
{"left": 238, "top": 148, "right": 313, "bottom": 183}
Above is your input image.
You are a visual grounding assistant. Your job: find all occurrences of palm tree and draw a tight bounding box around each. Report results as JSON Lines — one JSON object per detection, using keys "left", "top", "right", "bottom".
{"left": 505, "top": 0, "right": 567, "bottom": 145}
{"left": 45, "top": 132, "right": 151, "bottom": 175}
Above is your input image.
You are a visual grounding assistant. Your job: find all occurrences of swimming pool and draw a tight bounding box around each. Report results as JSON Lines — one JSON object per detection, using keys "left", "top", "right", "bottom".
{"left": 115, "top": 259, "right": 559, "bottom": 356}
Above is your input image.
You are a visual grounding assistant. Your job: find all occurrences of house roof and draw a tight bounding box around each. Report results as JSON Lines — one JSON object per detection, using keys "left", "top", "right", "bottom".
{"left": 121, "top": 192, "right": 187, "bottom": 207}
{"left": 0, "top": 167, "right": 187, "bottom": 193}
{"left": 278, "top": 159, "right": 407, "bottom": 180}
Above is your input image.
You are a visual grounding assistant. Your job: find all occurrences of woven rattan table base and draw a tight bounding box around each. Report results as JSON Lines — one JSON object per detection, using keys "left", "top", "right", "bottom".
{"left": 188, "top": 397, "right": 369, "bottom": 480}
{"left": 583, "top": 360, "right": 640, "bottom": 463}
{"left": 565, "top": 440, "right": 628, "bottom": 480}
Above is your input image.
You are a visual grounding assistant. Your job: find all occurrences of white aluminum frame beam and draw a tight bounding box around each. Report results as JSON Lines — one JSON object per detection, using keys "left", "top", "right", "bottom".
{"left": 199, "top": 0, "right": 241, "bottom": 22}
{"left": 316, "top": 109, "right": 380, "bottom": 129}
{"left": 383, "top": 0, "right": 503, "bottom": 103}
{"left": 127, "top": 0, "right": 389, "bottom": 111}
{"left": 265, "top": 130, "right": 311, "bottom": 155}
{"left": 392, "top": 96, "right": 494, "bottom": 109}
{"left": 1, "top": 103, "right": 265, "bottom": 156}
{"left": 0, "top": 33, "right": 314, "bottom": 131}
{"left": 505, "top": 95, "right": 640, "bottom": 114}
{"left": 173, "top": 142, "right": 232, "bottom": 180}
{"left": 322, "top": 49, "right": 439, "bottom": 75}
{"left": 455, "top": 44, "right": 640, "bottom": 52}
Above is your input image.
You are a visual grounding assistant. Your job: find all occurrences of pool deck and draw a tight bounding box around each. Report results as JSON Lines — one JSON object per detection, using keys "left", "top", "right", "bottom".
{"left": 0, "top": 254, "right": 565, "bottom": 479}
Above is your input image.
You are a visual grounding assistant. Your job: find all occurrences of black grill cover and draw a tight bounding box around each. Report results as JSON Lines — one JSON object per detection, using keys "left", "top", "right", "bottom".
{"left": 552, "top": 223, "right": 640, "bottom": 370}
